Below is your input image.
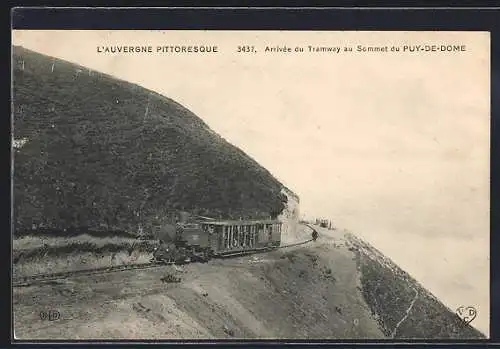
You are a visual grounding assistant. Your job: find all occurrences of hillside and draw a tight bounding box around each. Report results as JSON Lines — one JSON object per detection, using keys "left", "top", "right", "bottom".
{"left": 13, "top": 226, "right": 486, "bottom": 340}
{"left": 12, "top": 46, "right": 288, "bottom": 236}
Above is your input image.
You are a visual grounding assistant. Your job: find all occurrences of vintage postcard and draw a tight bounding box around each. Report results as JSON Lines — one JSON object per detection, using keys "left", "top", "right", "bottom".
{"left": 11, "top": 30, "right": 490, "bottom": 340}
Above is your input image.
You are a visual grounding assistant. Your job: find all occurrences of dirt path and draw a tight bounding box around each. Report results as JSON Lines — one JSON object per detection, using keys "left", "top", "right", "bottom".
{"left": 391, "top": 287, "right": 418, "bottom": 338}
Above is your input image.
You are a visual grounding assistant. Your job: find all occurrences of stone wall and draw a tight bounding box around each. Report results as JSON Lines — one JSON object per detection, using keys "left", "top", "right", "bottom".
{"left": 278, "top": 187, "right": 300, "bottom": 244}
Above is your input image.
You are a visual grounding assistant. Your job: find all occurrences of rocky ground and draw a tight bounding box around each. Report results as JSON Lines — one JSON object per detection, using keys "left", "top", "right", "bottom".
{"left": 13, "top": 225, "right": 485, "bottom": 340}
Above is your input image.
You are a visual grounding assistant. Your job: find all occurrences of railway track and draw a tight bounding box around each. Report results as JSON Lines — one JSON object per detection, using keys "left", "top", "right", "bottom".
{"left": 217, "top": 238, "right": 313, "bottom": 258}
{"left": 13, "top": 235, "right": 317, "bottom": 288}
{"left": 280, "top": 238, "right": 314, "bottom": 249}
{"left": 12, "top": 261, "right": 172, "bottom": 287}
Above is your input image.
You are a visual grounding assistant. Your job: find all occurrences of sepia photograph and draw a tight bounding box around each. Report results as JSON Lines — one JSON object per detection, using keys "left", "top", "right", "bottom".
{"left": 11, "top": 30, "right": 490, "bottom": 340}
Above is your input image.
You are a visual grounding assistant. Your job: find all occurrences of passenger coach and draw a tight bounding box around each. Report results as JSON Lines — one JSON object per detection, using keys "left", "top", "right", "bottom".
{"left": 200, "top": 219, "right": 282, "bottom": 256}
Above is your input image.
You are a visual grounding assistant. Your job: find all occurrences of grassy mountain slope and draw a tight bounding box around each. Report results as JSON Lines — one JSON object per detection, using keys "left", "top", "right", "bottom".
{"left": 12, "top": 46, "right": 288, "bottom": 236}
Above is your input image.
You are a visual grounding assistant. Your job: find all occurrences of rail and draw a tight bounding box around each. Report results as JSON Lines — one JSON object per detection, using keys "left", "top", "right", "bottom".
{"left": 216, "top": 238, "right": 314, "bottom": 258}
{"left": 12, "top": 261, "right": 172, "bottom": 287}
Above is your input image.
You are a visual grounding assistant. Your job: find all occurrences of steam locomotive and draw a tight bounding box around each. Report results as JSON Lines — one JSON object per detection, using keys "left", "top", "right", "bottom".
{"left": 152, "top": 218, "right": 283, "bottom": 264}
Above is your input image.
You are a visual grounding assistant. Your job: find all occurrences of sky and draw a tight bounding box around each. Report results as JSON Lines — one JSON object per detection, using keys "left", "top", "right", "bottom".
{"left": 12, "top": 30, "right": 490, "bottom": 336}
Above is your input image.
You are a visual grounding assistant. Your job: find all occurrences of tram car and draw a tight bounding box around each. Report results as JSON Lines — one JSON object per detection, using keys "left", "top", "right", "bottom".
{"left": 152, "top": 218, "right": 282, "bottom": 264}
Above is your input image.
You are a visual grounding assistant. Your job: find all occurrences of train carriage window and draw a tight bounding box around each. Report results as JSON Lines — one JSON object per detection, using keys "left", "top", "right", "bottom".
{"left": 223, "top": 227, "right": 225, "bottom": 249}
{"left": 230, "top": 225, "right": 236, "bottom": 248}
{"left": 242, "top": 226, "right": 245, "bottom": 247}
{"left": 234, "top": 225, "right": 239, "bottom": 248}
{"left": 230, "top": 226, "right": 233, "bottom": 249}
{"left": 229, "top": 225, "right": 234, "bottom": 248}
{"left": 234, "top": 225, "right": 237, "bottom": 248}
{"left": 233, "top": 225, "right": 237, "bottom": 248}
{"left": 249, "top": 226, "right": 253, "bottom": 247}
{"left": 225, "top": 229, "right": 228, "bottom": 249}
{"left": 220, "top": 227, "right": 224, "bottom": 249}
{"left": 246, "top": 228, "right": 250, "bottom": 246}
{"left": 236, "top": 225, "right": 240, "bottom": 242}
{"left": 239, "top": 225, "right": 244, "bottom": 247}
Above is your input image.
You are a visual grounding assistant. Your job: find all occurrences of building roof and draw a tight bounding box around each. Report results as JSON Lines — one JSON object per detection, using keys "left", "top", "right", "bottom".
{"left": 200, "top": 219, "right": 281, "bottom": 226}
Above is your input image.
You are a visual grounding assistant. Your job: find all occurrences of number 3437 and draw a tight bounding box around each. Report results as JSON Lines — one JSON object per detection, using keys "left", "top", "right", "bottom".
{"left": 237, "top": 46, "right": 256, "bottom": 53}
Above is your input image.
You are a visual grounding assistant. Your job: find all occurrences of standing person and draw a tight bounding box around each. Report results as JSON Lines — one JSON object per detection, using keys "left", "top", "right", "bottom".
{"left": 312, "top": 229, "right": 319, "bottom": 241}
